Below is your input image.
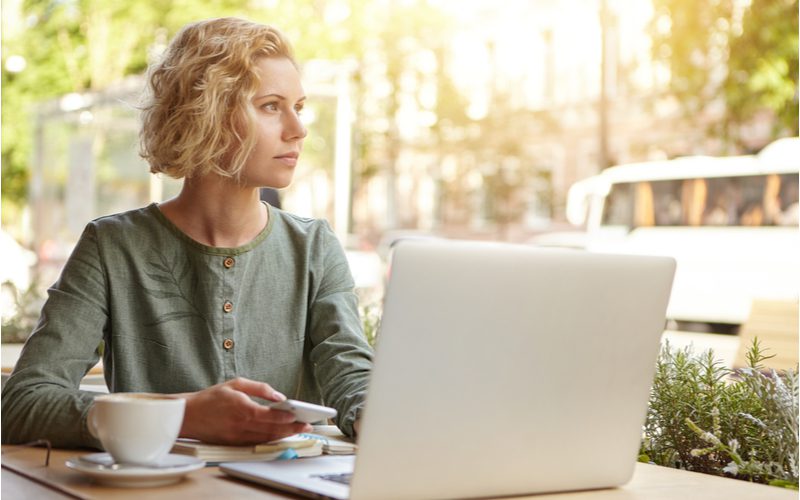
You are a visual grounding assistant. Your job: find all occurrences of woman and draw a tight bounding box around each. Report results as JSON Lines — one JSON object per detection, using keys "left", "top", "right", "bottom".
{"left": 1, "top": 17, "right": 373, "bottom": 447}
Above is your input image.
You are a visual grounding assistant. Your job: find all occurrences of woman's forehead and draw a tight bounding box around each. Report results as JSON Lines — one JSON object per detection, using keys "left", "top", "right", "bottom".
{"left": 253, "top": 57, "right": 304, "bottom": 97}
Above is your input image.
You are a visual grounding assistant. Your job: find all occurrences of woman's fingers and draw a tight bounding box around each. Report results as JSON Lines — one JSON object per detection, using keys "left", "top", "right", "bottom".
{"left": 179, "top": 377, "right": 314, "bottom": 445}
{"left": 254, "top": 406, "right": 297, "bottom": 424}
{"left": 226, "top": 377, "right": 286, "bottom": 402}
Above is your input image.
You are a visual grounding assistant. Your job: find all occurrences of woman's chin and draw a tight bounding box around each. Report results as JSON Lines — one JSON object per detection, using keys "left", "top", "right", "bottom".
{"left": 244, "top": 177, "right": 293, "bottom": 190}
{"left": 265, "top": 179, "right": 293, "bottom": 190}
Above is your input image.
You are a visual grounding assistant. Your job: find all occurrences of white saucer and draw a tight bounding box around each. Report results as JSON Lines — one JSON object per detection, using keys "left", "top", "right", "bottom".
{"left": 65, "top": 453, "right": 205, "bottom": 488}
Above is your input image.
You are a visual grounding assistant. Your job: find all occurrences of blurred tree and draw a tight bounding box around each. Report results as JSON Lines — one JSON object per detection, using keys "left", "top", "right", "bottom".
{"left": 724, "top": 0, "right": 799, "bottom": 137}
{"left": 0, "top": 0, "right": 371, "bottom": 226}
{"left": 351, "top": 0, "right": 551, "bottom": 235}
{"left": 429, "top": 43, "right": 473, "bottom": 229}
{"left": 2, "top": 1, "right": 221, "bottom": 225}
{"left": 650, "top": 0, "right": 798, "bottom": 145}
{"left": 650, "top": 0, "right": 734, "bottom": 117}
{"left": 351, "top": 0, "right": 458, "bottom": 229}
{"left": 474, "top": 99, "right": 551, "bottom": 239}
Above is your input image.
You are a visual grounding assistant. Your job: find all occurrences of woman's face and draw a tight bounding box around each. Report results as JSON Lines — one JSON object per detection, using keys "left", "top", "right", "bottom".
{"left": 240, "top": 56, "right": 307, "bottom": 189}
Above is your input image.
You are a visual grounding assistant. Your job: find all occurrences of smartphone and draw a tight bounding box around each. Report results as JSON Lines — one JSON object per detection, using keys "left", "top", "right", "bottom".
{"left": 266, "top": 399, "right": 337, "bottom": 424}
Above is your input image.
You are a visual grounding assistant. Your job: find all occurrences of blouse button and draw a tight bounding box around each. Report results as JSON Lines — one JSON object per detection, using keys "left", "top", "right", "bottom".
{"left": 223, "top": 301, "right": 234, "bottom": 313}
{"left": 223, "top": 338, "right": 234, "bottom": 350}
{"left": 223, "top": 257, "right": 235, "bottom": 269}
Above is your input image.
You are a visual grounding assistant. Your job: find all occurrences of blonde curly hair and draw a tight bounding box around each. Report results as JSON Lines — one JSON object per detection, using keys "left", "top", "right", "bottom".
{"left": 140, "top": 18, "right": 295, "bottom": 179}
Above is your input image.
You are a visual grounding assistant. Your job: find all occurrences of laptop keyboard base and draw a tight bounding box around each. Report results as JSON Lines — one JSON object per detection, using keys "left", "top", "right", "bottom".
{"left": 313, "top": 472, "right": 353, "bottom": 485}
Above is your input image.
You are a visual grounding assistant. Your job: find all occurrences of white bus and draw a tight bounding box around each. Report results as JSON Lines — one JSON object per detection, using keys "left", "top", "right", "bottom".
{"left": 564, "top": 137, "right": 799, "bottom": 332}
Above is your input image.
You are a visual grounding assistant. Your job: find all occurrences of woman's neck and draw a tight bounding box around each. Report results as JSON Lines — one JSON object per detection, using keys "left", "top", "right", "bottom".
{"left": 158, "top": 176, "right": 269, "bottom": 248}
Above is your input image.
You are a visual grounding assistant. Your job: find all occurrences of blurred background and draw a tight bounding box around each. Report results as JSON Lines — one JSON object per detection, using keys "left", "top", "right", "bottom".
{"left": 1, "top": 0, "right": 798, "bottom": 362}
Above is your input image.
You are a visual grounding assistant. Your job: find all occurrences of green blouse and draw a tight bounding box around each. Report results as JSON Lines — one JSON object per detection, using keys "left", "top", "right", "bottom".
{"left": 1, "top": 203, "right": 373, "bottom": 447}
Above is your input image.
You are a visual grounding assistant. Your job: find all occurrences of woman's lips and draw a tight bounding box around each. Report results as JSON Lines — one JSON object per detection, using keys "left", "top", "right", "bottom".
{"left": 274, "top": 152, "right": 298, "bottom": 166}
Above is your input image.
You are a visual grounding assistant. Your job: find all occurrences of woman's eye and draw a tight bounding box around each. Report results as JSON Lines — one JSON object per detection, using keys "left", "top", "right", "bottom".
{"left": 262, "top": 102, "right": 279, "bottom": 112}
{"left": 294, "top": 104, "right": 304, "bottom": 115}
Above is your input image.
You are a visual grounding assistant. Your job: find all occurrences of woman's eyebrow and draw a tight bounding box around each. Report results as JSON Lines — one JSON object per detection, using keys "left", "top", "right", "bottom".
{"left": 254, "top": 93, "right": 285, "bottom": 101}
{"left": 253, "top": 94, "right": 307, "bottom": 102}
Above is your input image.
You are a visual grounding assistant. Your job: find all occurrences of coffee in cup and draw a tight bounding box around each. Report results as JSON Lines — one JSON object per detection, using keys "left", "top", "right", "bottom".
{"left": 88, "top": 393, "right": 185, "bottom": 466}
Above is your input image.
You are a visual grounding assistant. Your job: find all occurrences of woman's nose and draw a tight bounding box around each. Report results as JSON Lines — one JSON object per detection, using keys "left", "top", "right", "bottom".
{"left": 284, "top": 112, "right": 307, "bottom": 141}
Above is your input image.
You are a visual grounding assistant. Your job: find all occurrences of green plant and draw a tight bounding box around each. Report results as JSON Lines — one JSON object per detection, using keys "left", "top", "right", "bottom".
{"left": 359, "top": 301, "right": 381, "bottom": 347}
{"left": 640, "top": 339, "right": 799, "bottom": 489}
{"left": 1, "top": 280, "right": 45, "bottom": 343}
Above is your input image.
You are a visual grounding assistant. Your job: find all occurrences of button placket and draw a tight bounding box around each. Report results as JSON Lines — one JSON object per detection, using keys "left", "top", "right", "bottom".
{"left": 220, "top": 255, "right": 238, "bottom": 377}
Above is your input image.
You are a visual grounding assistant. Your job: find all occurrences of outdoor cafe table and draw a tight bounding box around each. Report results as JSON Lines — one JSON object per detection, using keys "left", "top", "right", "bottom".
{"left": 2, "top": 444, "right": 795, "bottom": 499}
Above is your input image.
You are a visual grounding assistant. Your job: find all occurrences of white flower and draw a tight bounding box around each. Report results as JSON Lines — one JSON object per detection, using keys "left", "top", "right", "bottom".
{"left": 723, "top": 462, "right": 739, "bottom": 475}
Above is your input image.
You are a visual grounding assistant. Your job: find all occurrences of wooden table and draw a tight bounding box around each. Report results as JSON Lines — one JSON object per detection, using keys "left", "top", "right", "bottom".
{"left": 2, "top": 445, "right": 794, "bottom": 499}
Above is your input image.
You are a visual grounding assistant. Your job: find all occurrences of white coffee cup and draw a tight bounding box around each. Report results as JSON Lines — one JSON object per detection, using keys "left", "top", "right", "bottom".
{"left": 88, "top": 393, "right": 185, "bottom": 466}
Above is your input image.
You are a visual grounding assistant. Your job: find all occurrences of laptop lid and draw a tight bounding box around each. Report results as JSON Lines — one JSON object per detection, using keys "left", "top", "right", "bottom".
{"left": 348, "top": 240, "right": 675, "bottom": 500}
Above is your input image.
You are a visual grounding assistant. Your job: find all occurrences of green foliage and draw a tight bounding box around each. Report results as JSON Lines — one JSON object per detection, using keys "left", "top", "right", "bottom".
{"left": 641, "top": 339, "right": 799, "bottom": 489}
{"left": 1, "top": 280, "right": 46, "bottom": 343}
{"left": 650, "top": 0, "right": 799, "bottom": 141}
{"left": 2, "top": 0, "right": 174, "bottom": 224}
{"left": 359, "top": 301, "right": 381, "bottom": 347}
{"left": 650, "top": 0, "right": 735, "bottom": 112}
{"left": 725, "top": 0, "right": 799, "bottom": 137}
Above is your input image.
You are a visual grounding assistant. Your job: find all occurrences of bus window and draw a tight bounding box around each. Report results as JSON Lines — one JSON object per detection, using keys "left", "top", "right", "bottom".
{"left": 759, "top": 173, "right": 799, "bottom": 226}
{"left": 703, "top": 177, "right": 750, "bottom": 226}
{"left": 682, "top": 178, "right": 707, "bottom": 226}
{"left": 634, "top": 182, "right": 655, "bottom": 227}
{"left": 651, "top": 180, "right": 683, "bottom": 226}
{"left": 598, "top": 174, "right": 797, "bottom": 229}
{"left": 737, "top": 175, "right": 766, "bottom": 226}
{"left": 780, "top": 174, "right": 799, "bottom": 225}
{"left": 601, "top": 183, "right": 634, "bottom": 227}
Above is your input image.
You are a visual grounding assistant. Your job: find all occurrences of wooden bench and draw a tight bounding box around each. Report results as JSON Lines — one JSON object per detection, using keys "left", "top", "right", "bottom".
{"left": 734, "top": 300, "right": 798, "bottom": 371}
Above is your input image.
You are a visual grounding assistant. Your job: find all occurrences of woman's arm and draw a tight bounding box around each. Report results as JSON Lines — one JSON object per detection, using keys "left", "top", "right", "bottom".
{"left": 1, "top": 224, "right": 108, "bottom": 448}
{"left": 306, "top": 223, "right": 374, "bottom": 438}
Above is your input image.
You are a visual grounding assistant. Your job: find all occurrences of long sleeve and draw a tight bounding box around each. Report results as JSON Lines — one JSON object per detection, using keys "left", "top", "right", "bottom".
{"left": 1, "top": 224, "right": 107, "bottom": 448}
{"left": 306, "top": 223, "right": 373, "bottom": 437}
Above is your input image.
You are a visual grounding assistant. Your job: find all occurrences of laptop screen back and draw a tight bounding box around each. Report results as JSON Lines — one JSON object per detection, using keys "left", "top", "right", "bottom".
{"left": 350, "top": 241, "right": 675, "bottom": 500}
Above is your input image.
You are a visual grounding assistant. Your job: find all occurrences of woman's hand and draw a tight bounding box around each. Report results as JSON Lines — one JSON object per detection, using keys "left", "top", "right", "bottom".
{"left": 177, "top": 377, "right": 312, "bottom": 445}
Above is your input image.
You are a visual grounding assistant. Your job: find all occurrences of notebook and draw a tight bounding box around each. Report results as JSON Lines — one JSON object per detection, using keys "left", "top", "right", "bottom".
{"left": 171, "top": 435, "right": 322, "bottom": 464}
{"left": 221, "top": 240, "right": 676, "bottom": 500}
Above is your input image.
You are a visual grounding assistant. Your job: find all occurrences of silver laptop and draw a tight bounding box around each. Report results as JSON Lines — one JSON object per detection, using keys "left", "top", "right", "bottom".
{"left": 221, "top": 240, "right": 676, "bottom": 499}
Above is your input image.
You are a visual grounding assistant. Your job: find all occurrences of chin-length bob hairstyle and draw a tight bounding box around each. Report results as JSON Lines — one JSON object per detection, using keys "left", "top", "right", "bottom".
{"left": 140, "top": 17, "right": 295, "bottom": 180}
